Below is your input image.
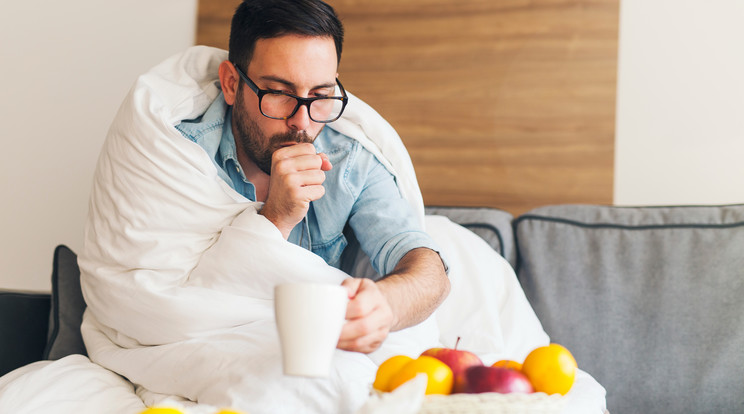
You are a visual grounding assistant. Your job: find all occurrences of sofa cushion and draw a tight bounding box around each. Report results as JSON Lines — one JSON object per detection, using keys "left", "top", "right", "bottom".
{"left": 425, "top": 206, "right": 515, "bottom": 267}
{"left": 514, "top": 204, "right": 744, "bottom": 413}
{"left": 43, "top": 245, "right": 87, "bottom": 360}
{"left": 0, "top": 291, "right": 51, "bottom": 377}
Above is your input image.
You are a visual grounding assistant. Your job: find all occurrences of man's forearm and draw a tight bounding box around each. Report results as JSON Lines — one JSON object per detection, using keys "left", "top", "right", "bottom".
{"left": 376, "top": 247, "right": 450, "bottom": 331}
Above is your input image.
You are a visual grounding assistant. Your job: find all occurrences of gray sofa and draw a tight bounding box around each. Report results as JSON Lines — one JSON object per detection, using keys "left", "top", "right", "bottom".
{"left": 2, "top": 203, "right": 743, "bottom": 413}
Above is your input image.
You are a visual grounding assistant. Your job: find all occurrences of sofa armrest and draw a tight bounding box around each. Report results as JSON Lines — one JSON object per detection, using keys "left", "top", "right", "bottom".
{"left": 0, "top": 290, "right": 51, "bottom": 377}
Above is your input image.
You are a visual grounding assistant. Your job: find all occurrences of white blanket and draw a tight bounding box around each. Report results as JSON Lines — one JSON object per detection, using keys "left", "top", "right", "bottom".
{"left": 0, "top": 46, "right": 605, "bottom": 414}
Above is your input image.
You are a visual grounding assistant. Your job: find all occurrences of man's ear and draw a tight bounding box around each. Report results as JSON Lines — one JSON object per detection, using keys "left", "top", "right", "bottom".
{"left": 219, "top": 60, "right": 239, "bottom": 106}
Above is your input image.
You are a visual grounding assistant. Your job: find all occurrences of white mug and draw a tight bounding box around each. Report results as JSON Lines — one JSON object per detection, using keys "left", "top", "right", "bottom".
{"left": 274, "top": 282, "right": 349, "bottom": 377}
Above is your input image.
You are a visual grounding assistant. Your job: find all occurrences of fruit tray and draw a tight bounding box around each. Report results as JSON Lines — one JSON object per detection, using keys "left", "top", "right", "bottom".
{"left": 419, "top": 392, "right": 566, "bottom": 414}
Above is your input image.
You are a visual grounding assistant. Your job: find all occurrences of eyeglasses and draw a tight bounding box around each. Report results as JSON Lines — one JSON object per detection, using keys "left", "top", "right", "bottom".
{"left": 232, "top": 62, "right": 348, "bottom": 123}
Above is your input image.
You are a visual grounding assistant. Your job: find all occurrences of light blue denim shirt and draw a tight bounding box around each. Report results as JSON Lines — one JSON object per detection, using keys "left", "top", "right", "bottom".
{"left": 175, "top": 93, "right": 442, "bottom": 277}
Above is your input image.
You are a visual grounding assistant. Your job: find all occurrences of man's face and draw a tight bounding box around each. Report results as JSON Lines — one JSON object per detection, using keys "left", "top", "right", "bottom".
{"left": 232, "top": 35, "right": 339, "bottom": 174}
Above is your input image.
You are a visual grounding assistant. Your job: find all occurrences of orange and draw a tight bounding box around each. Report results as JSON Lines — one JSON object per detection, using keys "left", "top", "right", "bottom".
{"left": 492, "top": 359, "right": 523, "bottom": 371}
{"left": 387, "top": 355, "right": 454, "bottom": 395}
{"left": 373, "top": 355, "right": 414, "bottom": 392}
{"left": 521, "top": 343, "right": 577, "bottom": 395}
{"left": 139, "top": 409, "right": 184, "bottom": 414}
{"left": 215, "top": 410, "right": 245, "bottom": 414}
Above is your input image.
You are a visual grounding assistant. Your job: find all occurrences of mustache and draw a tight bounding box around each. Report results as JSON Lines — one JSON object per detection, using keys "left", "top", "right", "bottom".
{"left": 269, "top": 131, "right": 314, "bottom": 147}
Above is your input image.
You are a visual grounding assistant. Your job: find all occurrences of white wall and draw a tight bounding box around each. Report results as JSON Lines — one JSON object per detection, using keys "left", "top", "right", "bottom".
{"left": 0, "top": 0, "right": 198, "bottom": 292}
{"left": 615, "top": 0, "right": 744, "bottom": 205}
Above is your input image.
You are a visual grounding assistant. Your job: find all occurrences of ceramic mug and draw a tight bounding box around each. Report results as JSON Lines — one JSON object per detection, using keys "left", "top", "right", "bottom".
{"left": 274, "top": 282, "right": 349, "bottom": 377}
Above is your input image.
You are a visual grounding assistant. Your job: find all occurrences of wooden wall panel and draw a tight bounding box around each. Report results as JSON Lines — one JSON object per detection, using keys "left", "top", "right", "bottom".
{"left": 196, "top": 0, "right": 618, "bottom": 215}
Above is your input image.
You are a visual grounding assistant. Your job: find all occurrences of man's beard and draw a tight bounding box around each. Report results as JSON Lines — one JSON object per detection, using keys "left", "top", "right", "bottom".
{"left": 233, "top": 86, "right": 318, "bottom": 175}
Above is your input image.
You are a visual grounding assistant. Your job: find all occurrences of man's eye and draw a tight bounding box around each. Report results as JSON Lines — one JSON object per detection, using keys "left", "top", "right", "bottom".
{"left": 313, "top": 89, "right": 334, "bottom": 98}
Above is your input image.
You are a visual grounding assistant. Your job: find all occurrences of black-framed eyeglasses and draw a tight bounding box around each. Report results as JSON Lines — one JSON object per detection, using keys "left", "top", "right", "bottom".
{"left": 232, "top": 62, "right": 348, "bottom": 123}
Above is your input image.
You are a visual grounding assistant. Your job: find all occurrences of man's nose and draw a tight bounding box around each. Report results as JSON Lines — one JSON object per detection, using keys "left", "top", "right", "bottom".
{"left": 288, "top": 104, "right": 312, "bottom": 131}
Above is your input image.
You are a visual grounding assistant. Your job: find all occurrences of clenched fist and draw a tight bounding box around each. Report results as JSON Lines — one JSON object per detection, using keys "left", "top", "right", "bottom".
{"left": 259, "top": 143, "right": 332, "bottom": 239}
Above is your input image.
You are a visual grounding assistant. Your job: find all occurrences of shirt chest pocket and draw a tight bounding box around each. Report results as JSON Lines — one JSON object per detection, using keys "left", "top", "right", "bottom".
{"left": 305, "top": 141, "right": 355, "bottom": 269}
{"left": 311, "top": 232, "right": 347, "bottom": 269}
{"left": 307, "top": 194, "right": 352, "bottom": 269}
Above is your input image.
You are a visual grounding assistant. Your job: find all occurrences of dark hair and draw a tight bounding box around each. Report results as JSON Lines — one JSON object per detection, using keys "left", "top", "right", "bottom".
{"left": 228, "top": 0, "right": 344, "bottom": 68}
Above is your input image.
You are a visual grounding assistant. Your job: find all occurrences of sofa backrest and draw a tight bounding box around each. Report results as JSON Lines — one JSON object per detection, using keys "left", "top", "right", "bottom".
{"left": 0, "top": 245, "right": 86, "bottom": 377}
{"left": 0, "top": 290, "right": 50, "bottom": 377}
{"left": 425, "top": 206, "right": 516, "bottom": 267}
{"left": 514, "top": 204, "right": 744, "bottom": 414}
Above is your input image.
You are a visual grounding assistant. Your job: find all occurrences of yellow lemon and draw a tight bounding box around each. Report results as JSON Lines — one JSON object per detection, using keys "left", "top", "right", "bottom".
{"left": 215, "top": 410, "right": 245, "bottom": 414}
{"left": 373, "top": 355, "right": 414, "bottom": 392}
{"left": 139, "top": 408, "right": 184, "bottom": 414}
{"left": 521, "top": 343, "right": 577, "bottom": 395}
{"left": 387, "top": 355, "right": 453, "bottom": 395}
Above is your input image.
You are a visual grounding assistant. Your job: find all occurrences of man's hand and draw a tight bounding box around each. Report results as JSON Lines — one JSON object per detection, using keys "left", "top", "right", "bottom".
{"left": 259, "top": 143, "right": 332, "bottom": 239}
{"left": 337, "top": 278, "right": 396, "bottom": 354}
{"left": 337, "top": 248, "right": 449, "bottom": 354}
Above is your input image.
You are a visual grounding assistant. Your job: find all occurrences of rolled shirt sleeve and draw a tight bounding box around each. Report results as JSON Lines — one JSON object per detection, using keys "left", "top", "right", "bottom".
{"left": 346, "top": 152, "right": 447, "bottom": 277}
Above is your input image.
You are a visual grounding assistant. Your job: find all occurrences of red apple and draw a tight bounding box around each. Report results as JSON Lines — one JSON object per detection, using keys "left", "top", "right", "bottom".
{"left": 463, "top": 365, "right": 534, "bottom": 394}
{"left": 421, "top": 339, "right": 483, "bottom": 393}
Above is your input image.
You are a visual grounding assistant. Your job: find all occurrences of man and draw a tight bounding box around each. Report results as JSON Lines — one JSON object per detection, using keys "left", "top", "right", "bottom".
{"left": 189, "top": 0, "right": 449, "bottom": 353}
{"left": 79, "top": 1, "right": 450, "bottom": 409}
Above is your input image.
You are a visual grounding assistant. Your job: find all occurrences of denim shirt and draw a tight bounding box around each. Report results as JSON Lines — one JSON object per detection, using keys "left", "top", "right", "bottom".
{"left": 175, "top": 94, "right": 441, "bottom": 277}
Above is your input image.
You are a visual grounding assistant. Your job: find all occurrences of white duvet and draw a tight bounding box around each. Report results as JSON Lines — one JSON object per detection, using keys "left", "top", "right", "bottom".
{"left": 0, "top": 47, "right": 606, "bottom": 414}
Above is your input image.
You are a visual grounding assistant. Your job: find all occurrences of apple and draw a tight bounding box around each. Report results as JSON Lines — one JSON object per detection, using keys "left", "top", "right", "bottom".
{"left": 421, "top": 338, "right": 483, "bottom": 393}
{"left": 463, "top": 366, "right": 534, "bottom": 394}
